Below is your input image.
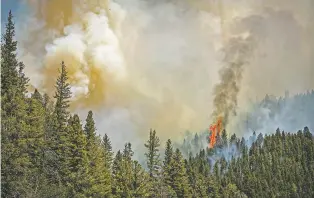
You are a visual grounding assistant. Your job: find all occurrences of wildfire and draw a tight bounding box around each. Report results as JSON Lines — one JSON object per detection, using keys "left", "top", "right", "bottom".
{"left": 208, "top": 117, "right": 223, "bottom": 148}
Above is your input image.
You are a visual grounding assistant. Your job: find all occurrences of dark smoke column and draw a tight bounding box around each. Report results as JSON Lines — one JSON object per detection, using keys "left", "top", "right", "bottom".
{"left": 211, "top": 32, "right": 255, "bottom": 133}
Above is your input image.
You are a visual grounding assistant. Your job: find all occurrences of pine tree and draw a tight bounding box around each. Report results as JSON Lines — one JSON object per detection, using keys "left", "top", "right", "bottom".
{"left": 171, "top": 148, "right": 192, "bottom": 198}
{"left": 112, "top": 150, "right": 124, "bottom": 197}
{"left": 25, "top": 90, "right": 46, "bottom": 194}
{"left": 223, "top": 183, "right": 248, "bottom": 198}
{"left": 1, "top": 11, "right": 33, "bottom": 197}
{"left": 162, "top": 139, "right": 177, "bottom": 197}
{"left": 84, "top": 111, "right": 111, "bottom": 197}
{"left": 1, "top": 10, "right": 18, "bottom": 96}
{"left": 84, "top": 110, "right": 97, "bottom": 147}
{"left": 102, "top": 134, "right": 114, "bottom": 170}
{"left": 32, "top": 89, "right": 43, "bottom": 105}
{"left": 53, "top": 61, "right": 71, "bottom": 132}
{"left": 122, "top": 142, "right": 134, "bottom": 197}
{"left": 145, "top": 129, "right": 161, "bottom": 177}
{"left": 46, "top": 61, "right": 72, "bottom": 187}
{"left": 65, "top": 114, "right": 89, "bottom": 197}
{"left": 221, "top": 129, "right": 228, "bottom": 147}
{"left": 132, "top": 160, "right": 151, "bottom": 197}
{"left": 17, "top": 62, "right": 29, "bottom": 94}
{"left": 144, "top": 129, "right": 161, "bottom": 196}
{"left": 43, "top": 93, "right": 54, "bottom": 140}
{"left": 111, "top": 142, "right": 136, "bottom": 197}
{"left": 1, "top": 77, "right": 31, "bottom": 197}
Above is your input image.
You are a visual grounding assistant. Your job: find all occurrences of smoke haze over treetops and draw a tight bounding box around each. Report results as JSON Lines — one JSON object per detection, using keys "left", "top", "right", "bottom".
{"left": 15, "top": 0, "right": 314, "bottom": 150}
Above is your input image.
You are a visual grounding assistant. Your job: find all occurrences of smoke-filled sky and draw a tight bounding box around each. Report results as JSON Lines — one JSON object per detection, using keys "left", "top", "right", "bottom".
{"left": 4, "top": 0, "right": 314, "bottom": 151}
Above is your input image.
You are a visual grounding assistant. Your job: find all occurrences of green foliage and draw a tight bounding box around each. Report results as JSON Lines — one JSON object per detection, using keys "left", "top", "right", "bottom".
{"left": 222, "top": 183, "right": 248, "bottom": 198}
{"left": 84, "top": 111, "right": 112, "bottom": 197}
{"left": 53, "top": 61, "right": 71, "bottom": 132}
{"left": 112, "top": 150, "right": 124, "bottom": 196}
{"left": 102, "top": 133, "right": 114, "bottom": 170}
{"left": 47, "top": 61, "right": 73, "bottom": 187}
{"left": 224, "top": 129, "right": 314, "bottom": 198}
{"left": 145, "top": 129, "right": 161, "bottom": 178}
{"left": 144, "top": 129, "right": 162, "bottom": 196}
{"left": 1, "top": 10, "right": 19, "bottom": 96}
{"left": 1, "top": 11, "right": 34, "bottom": 197}
{"left": 163, "top": 139, "right": 174, "bottom": 191}
{"left": 65, "top": 114, "right": 89, "bottom": 197}
{"left": 84, "top": 110, "right": 96, "bottom": 145}
{"left": 171, "top": 149, "right": 192, "bottom": 198}
{"left": 132, "top": 161, "right": 151, "bottom": 197}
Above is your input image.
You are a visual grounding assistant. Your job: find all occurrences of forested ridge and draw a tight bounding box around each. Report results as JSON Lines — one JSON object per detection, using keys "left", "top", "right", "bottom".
{"left": 2, "top": 11, "right": 314, "bottom": 198}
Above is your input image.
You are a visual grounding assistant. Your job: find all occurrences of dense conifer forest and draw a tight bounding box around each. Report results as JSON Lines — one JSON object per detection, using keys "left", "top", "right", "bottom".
{"left": 1, "top": 11, "right": 314, "bottom": 198}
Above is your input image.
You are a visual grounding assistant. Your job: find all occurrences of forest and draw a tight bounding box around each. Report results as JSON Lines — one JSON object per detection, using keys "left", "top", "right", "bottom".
{"left": 2, "top": 11, "right": 314, "bottom": 198}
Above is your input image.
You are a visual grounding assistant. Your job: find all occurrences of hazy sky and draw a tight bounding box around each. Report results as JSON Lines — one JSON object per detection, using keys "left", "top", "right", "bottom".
{"left": 2, "top": 0, "right": 313, "bottom": 153}
{"left": 1, "top": 0, "right": 21, "bottom": 32}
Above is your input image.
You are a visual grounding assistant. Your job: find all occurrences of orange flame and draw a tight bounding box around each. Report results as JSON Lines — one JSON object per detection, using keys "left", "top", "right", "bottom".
{"left": 209, "top": 124, "right": 217, "bottom": 148}
{"left": 208, "top": 117, "right": 223, "bottom": 148}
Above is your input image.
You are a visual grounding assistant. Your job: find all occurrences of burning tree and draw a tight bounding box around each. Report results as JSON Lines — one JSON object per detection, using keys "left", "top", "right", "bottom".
{"left": 208, "top": 117, "right": 223, "bottom": 148}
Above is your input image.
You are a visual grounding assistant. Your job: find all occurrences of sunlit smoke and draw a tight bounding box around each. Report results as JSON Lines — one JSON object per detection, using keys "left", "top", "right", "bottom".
{"left": 15, "top": 0, "right": 314, "bottom": 151}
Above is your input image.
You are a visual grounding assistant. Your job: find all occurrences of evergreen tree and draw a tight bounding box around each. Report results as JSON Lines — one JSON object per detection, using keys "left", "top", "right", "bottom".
{"left": 162, "top": 139, "right": 177, "bottom": 197}
{"left": 132, "top": 160, "right": 151, "bottom": 197}
{"left": 171, "top": 148, "right": 192, "bottom": 198}
{"left": 223, "top": 183, "right": 248, "bottom": 198}
{"left": 122, "top": 142, "right": 134, "bottom": 197}
{"left": 144, "top": 129, "right": 161, "bottom": 196}
{"left": 25, "top": 91, "right": 46, "bottom": 195}
{"left": 65, "top": 114, "right": 89, "bottom": 197}
{"left": 47, "top": 61, "right": 72, "bottom": 186}
{"left": 32, "top": 89, "right": 43, "bottom": 105}
{"left": 84, "top": 111, "right": 111, "bottom": 197}
{"left": 43, "top": 93, "right": 54, "bottom": 140}
{"left": 145, "top": 129, "right": 161, "bottom": 177}
{"left": 17, "top": 62, "right": 29, "bottom": 94}
{"left": 53, "top": 61, "right": 71, "bottom": 132}
{"left": 1, "top": 76, "right": 31, "bottom": 197}
{"left": 1, "top": 11, "right": 32, "bottom": 197}
{"left": 112, "top": 143, "right": 134, "bottom": 197}
{"left": 112, "top": 150, "right": 124, "bottom": 197}
{"left": 84, "top": 110, "right": 97, "bottom": 148}
{"left": 163, "top": 139, "right": 173, "bottom": 184}
{"left": 1, "top": 10, "right": 18, "bottom": 95}
{"left": 102, "top": 133, "right": 114, "bottom": 170}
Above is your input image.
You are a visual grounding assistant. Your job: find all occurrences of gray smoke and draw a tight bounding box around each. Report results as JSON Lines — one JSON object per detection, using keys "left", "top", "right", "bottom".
{"left": 13, "top": 0, "right": 314, "bottom": 155}
{"left": 211, "top": 33, "right": 255, "bottom": 127}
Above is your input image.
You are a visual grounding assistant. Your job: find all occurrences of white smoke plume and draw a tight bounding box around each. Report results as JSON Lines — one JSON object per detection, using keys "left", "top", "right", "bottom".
{"left": 14, "top": 0, "right": 314, "bottom": 152}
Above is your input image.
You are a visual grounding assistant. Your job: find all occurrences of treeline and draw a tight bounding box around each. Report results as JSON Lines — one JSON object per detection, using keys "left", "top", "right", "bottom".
{"left": 177, "top": 89, "right": 314, "bottom": 158}
{"left": 241, "top": 90, "right": 314, "bottom": 135}
{"left": 188, "top": 128, "right": 314, "bottom": 197}
{"left": 2, "top": 11, "right": 314, "bottom": 198}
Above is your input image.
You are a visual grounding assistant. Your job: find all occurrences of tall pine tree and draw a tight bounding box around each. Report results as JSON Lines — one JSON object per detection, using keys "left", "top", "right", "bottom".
{"left": 171, "top": 148, "right": 192, "bottom": 198}
{"left": 1, "top": 11, "right": 32, "bottom": 197}
{"left": 65, "top": 114, "right": 89, "bottom": 197}
{"left": 84, "top": 111, "right": 111, "bottom": 197}
{"left": 162, "top": 139, "right": 177, "bottom": 197}
{"left": 53, "top": 61, "right": 71, "bottom": 132}
{"left": 47, "top": 61, "right": 72, "bottom": 187}
{"left": 1, "top": 10, "right": 18, "bottom": 95}
{"left": 102, "top": 134, "right": 114, "bottom": 170}
{"left": 145, "top": 129, "right": 161, "bottom": 178}
{"left": 144, "top": 129, "right": 161, "bottom": 196}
